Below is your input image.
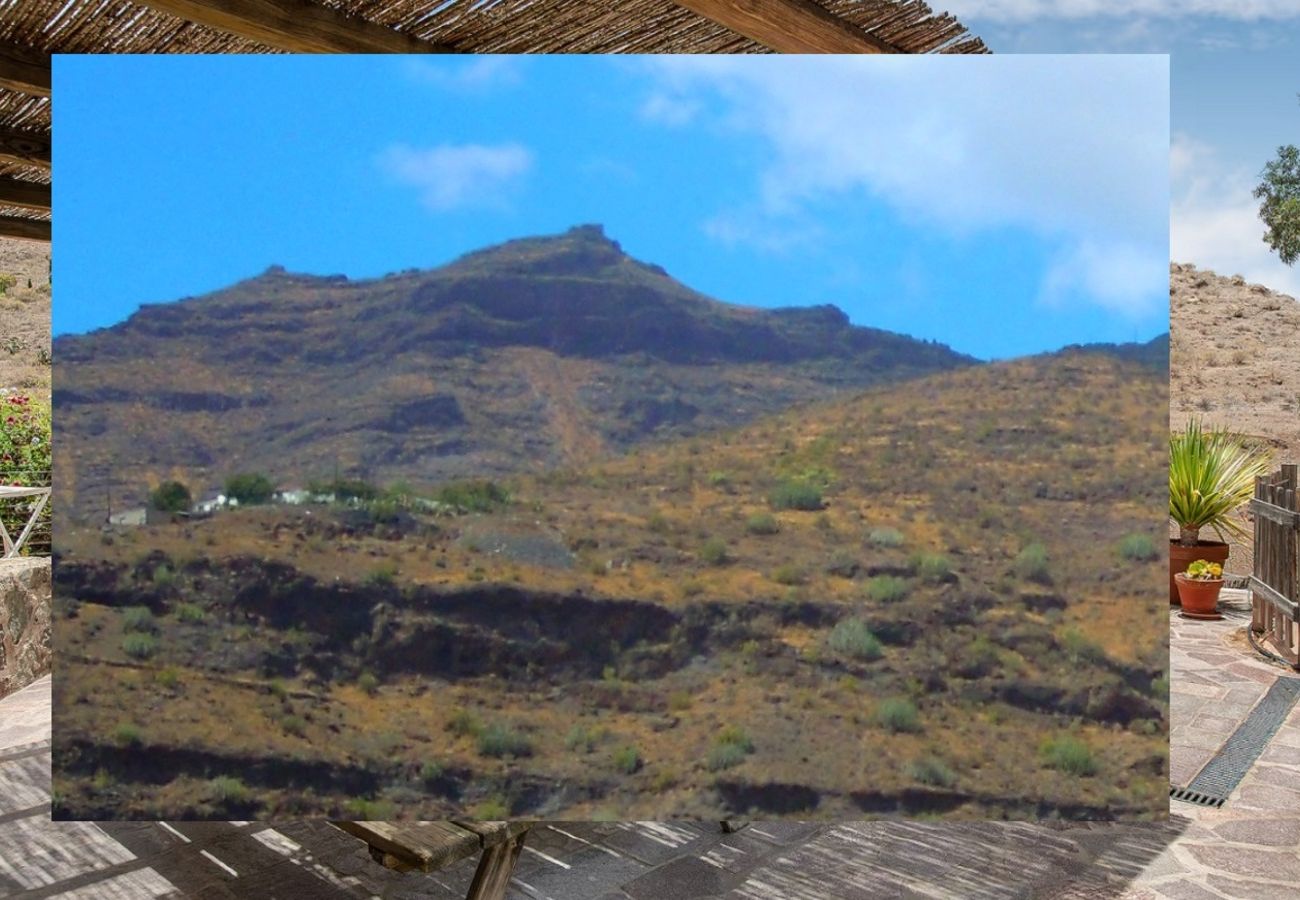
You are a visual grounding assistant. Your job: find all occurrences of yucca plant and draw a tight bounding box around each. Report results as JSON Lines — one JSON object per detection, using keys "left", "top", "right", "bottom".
{"left": 1169, "top": 420, "right": 1273, "bottom": 547}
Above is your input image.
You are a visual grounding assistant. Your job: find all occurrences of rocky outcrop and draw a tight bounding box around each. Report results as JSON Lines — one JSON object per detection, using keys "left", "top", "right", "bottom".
{"left": 0, "top": 558, "right": 51, "bottom": 699}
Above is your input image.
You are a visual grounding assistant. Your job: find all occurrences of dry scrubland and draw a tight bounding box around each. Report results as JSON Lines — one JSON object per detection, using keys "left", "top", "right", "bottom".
{"left": 0, "top": 238, "right": 51, "bottom": 395}
{"left": 1170, "top": 262, "right": 1300, "bottom": 574}
{"left": 54, "top": 352, "right": 1168, "bottom": 821}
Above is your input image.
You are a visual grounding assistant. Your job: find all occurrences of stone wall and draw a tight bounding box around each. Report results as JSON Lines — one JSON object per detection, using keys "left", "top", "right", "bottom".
{"left": 0, "top": 557, "right": 51, "bottom": 700}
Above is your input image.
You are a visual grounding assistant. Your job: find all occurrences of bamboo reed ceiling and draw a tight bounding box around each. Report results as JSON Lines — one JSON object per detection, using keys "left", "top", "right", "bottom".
{"left": 0, "top": 0, "right": 986, "bottom": 241}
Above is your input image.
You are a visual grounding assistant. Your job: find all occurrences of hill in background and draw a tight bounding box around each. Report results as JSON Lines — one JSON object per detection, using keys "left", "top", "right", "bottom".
{"left": 55, "top": 225, "right": 975, "bottom": 520}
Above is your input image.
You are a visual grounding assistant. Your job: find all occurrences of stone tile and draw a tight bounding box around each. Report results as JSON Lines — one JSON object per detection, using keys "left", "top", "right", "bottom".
{"left": 1258, "top": 743, "right": 1300, "bottom": 766}
{"left": 1206, "top": 875, "right": 1300, "bottom": 900}
{"left": 1188, "top": 715, "right": 1240, "bottom": 734}
{"left": 1148, "top": 881, "right": 1230, "bottom": 900}
{"left": 1185, "top": 845, "right": 1300, "bottom": 881}
{"left": 1211, "top": 818, "right": 1300, "bottom": 847}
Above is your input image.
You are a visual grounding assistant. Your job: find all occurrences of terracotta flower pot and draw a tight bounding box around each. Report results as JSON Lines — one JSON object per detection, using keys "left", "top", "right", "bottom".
{"left": 1169, "top": 539, "right": 1229, "bottom": 605}
{"left": 1175, "top": 573, "right": 1225, "bottom": 620}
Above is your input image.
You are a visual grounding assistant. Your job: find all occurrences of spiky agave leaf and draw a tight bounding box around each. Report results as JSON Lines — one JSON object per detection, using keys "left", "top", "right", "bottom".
{"left": 1169, "top": 420, "right": 1273, "bottom": 546}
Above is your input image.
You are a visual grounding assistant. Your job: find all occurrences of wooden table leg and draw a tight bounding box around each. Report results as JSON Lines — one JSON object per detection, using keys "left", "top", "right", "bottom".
{"left": 465, "top": 828, "right": 528, "bottom": 900}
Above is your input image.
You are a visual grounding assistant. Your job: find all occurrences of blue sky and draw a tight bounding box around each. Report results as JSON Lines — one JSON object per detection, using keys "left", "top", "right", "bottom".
{"left": 953, "top": 1, "right": 1300, "bottom": 296}
{"left": 54, "top": 54, "right": 1167, "bottom": 360}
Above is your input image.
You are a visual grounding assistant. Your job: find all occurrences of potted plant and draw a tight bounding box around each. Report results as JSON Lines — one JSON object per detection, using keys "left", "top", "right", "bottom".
{"left": 1174, "top": 559, "right": 1225, "bottom": 620}
{"left": 1169, "top": 420, "right": 1272, "bottom": 605}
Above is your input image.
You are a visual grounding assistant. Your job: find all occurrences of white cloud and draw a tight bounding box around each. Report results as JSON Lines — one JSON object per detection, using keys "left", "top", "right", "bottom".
{"left": 702, "top": 208, "right": 822, "bottom": 255}
{"left": 639, "top": 55, "right": 1168, "bottom": 319}
{"left": 943, "top": 1, "right": 1300, "bottom": 21}
{"left": 402, "top": 57, "right": 522, "bottom": 92}
{"left": 1170, "top": 132, "right": 1300, "bottom": 298}
{"left": 378, "top": 142, "right": 533, "bottom": 212}
{"left": 639, "top": 92, "right": 701, "bottom": 127}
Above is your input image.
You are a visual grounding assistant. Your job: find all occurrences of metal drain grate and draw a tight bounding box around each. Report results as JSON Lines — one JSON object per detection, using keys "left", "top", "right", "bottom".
{"left": 1178, "top": 677, "right": 1300, "bottom": 807}
{"left": 1169, "top": 786, "right": 1224, "bottom": 808}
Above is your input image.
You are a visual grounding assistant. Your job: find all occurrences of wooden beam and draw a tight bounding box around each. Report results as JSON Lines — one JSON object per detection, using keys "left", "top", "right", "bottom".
{"left": 0, "top": 125, "right": 51, "bottom": 171}
{"left": 0, "top": 40, "right": 51, "bottom": 97}
{"left": 135, "top": 0, "right": 450, "bottom": 53}
{"left": 0, "top": 215, "right": 50, "bottom": 242}
{"left": 0, "top": 176, "right": 50, "bottom": 211}
{"left": 671, "top": 0, "right": 898, "bottom": 53}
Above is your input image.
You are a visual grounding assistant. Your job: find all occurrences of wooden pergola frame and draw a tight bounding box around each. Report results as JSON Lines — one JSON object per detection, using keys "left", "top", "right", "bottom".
{"left": 133, "top": 0, "right": 904, "bottom": 54}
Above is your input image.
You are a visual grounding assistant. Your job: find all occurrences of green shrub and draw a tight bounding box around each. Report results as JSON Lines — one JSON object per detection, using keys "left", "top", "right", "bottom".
{"left": 113, "top": 723, "right": 142, "bottom": 746}
{"left": 150, "top": 480, "right": 192, "bottom": 513}
{"left": 208, "top": 776, "right": 248, "bottom": 805}
{"left": 121, "top": 606, "right": 157, "bottom": 634}
{"left": 447, "top": 708, "right": 483, "bottom": 738}
{"left": 175, "top": 603, "right": 204, "bottom": 623}
{"left": 357, "top": 672, "right": 380, "bottom": 695}
{"left": 706, "top": 743, "right": 749, "bottom": 772}
{"left": 868, "top": 527, "right": 904, "bottom": 548}
{"left": 746, "top": 513, "right": 780, "bottom": 535}
{"left": 1119, "top": 533, "right": 1158, "bottom": 562}
{"left": 280, "top": 715, "right": 307, "bottom": 737}
{"left": 875, "top": 698, "right": 921, "bottom": 733}
{"left": 771, "top": 563, "right": 805, "bottom": 585}
{"left": 477, "top": 724, "right": 533, "bottom": 758}
{"left": 700, "top": 537, "right": 729, "bottom": 566}
{"left": 435, "top": 479, "right": 510, "bottom": 512}
{"left": 122, "top": 633, "right": 158, "bottom": 660}
{"left": 907, "top": 756, "right": 955, "bottom": 788}
{"left": 612, "top": 746, "right": 641, "bottom": 774}
{"left": 828, "top": 619, "right": 883, "bottom": 661}
{"left": 769, "top": 480, "right": 823, "bottom": 511}
{"left": 1151, "top": 673, "right": 1170, "bottom": 699}
{"left": 911, "top": 552, "right": 952, "bottom": 582}
{"left": 565, "top": 724, "right": 597, "bottom": 753}
{"left": 1039, "top": 736, "right": 1097, "bottom": 776}
{"left": 1014, "top": 543, "right": 1051, "bottom": 583}
{"left": 472, "top": 796, "right": 509, "bottom": 819}
{"left": 345, "top": 798, "right": 396, "bottom": 820}
{"left": 706, "top": 726, "right": 755, "bottom": 770}
{"left": 1060, "top": 626, "right": 1106, "bottom": 665}
{"left": 154, "top": 667, "right": 181, "bottom": 690}
{"left": 717, "top": 726, "right": 754, "bottom": 753}
{"left": 224, "top": 472, "right": 276, "bottom": 505}
{"left": 364, "top": 564, "right": 397, "bottom": 587}
{"left": 865, "top": 575, "right": 909, "bottom": 603}
{"left": 419, "top": 760, "right": 444, "bottom": 783}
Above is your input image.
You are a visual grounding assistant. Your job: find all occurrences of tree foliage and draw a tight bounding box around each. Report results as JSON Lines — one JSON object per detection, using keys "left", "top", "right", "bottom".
{"left": 150, "top": 480, "right": 192, "bottom": 513}
{"left": 1255, "top": 140, "right": 1300, "bottom": 266}
{"left": 224, "top": 472, "right": 276, "bottom": 505}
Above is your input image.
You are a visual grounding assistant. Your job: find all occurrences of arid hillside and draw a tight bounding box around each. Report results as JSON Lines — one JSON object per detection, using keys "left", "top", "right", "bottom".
{"left": 54, "top": 350, "right": 1168, "bottom": 822}
{"left": 0, "top": 237, "right": 51, "bottom": 396}
{"left": 1170, "top": 262, "right": 1300, "bottom": 573}
{"left": 54, "top": 225, "right": 974, "bottom": 521}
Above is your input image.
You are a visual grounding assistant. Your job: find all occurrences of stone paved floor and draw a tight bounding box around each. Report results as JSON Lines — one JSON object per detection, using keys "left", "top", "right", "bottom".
{"left": 1121, "top": 605, "right": 1300, "bottom": 900}
{"left": 4, "top": 605, "right": 1300, "bottom": 899}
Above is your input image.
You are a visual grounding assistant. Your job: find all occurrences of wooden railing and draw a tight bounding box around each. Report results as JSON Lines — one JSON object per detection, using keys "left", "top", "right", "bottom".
{"left": 1250, "top": 464, "right": 1300, "bottom": 668}
{"left": 0, "top": 484, "right": 50, "bottom": 558}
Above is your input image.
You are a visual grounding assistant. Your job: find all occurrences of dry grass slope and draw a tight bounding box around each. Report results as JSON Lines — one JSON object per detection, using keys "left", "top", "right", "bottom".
{"left": 54, "top": 351, "right": 1167, "bottom": 821}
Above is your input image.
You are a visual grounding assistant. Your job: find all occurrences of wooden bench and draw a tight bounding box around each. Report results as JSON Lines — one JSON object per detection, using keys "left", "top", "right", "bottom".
{"left": 332, "top": 820, "right": 531, "bottom": 900}
{"left": 335, "top": 819, "right": 747, "bottom": 897}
